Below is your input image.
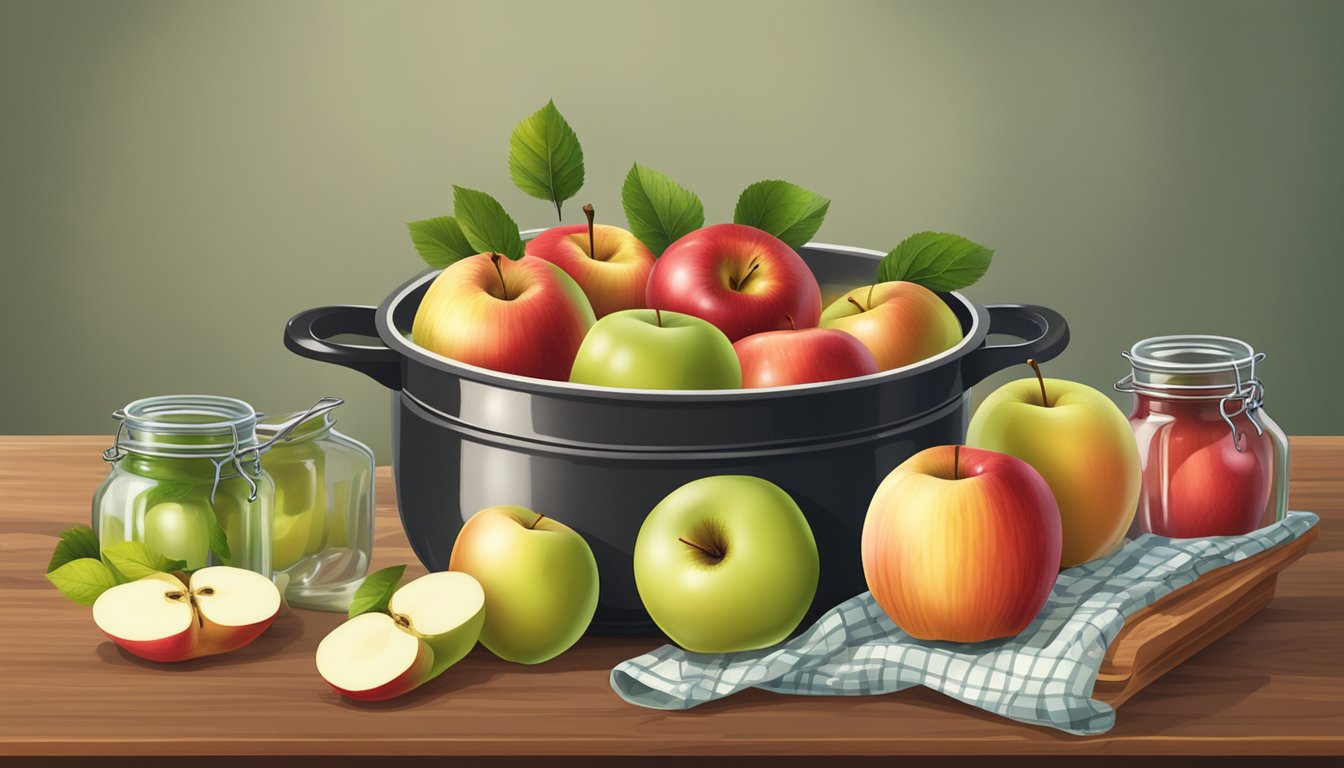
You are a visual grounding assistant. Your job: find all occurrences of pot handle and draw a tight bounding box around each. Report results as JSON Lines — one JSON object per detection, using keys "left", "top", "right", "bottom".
{"left": 283, "top": 305, "right": 403, "bottom": 390}
{"left": 960, "top": 304, "right": 1070, "bottom": 387}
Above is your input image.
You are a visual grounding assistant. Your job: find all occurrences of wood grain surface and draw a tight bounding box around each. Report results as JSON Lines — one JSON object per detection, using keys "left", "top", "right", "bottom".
{"left": 0, "top": 436, "right": 1340, "bottom": 764}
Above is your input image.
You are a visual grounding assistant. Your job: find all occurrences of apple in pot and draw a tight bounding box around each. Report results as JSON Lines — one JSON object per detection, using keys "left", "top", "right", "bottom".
{"left": 92, "top": 567, "right": 282, "bottom": 662}
{"left": 570, "top": 308, "right": 741, "bottom": 390}
{"left": 525, "top": 204, "right": 656, "bottom": 318}
{"left": 819, "top": 282, "right": 963, "bottom": 370}
{"left": 316, "top": 571, "right": 486, "bottom": 701}
{"left": 861, "top": 445, "right": 1061, "bottom": 643}
{"left": 645, "top": 223, "right": 822, "bottom": 342}
{"left": 411, "top": 252, "right": 596, "bottom": 381}
{"left": 733, "top": 316, "right": 879, "bottom": 388}
{"left": 633, "top": 475, "right": 819, "bottom": 653}
{"left": 449, "top": 506, "right": 599, "bottom": 664}
{"left": 967, "top": 360, "right": 1141, "bottom": 567}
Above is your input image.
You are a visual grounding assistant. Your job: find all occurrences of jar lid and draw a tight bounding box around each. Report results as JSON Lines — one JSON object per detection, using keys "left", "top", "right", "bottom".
{"left": 115, "top": 395, "right": 260, "bottom": 457}
{"left": 1118, "top": 335, "right": 1265, "bottom": 398}
{"left": 257, "top": 407, "right": 340, "bottom": 442}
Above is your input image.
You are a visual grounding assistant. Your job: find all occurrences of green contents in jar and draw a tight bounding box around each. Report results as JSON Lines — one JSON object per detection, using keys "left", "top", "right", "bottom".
{"left": 262, "top": 434, "right": 328, "bottom": 572}
{"left": 142, "top": 500, "right": 211, "bottom": 569}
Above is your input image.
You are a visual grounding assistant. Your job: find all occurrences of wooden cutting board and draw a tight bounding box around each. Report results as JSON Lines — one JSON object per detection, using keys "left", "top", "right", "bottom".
{"left": 1093, "top": 524, "right": 1319, "bottom": 708}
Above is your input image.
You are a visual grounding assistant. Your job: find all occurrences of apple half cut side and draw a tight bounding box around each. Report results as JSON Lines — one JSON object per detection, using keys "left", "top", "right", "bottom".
{"left": 316, "top": 571, "right": 485, "bottom": 701}
{"left": 190, "top": 566, "right": 283, "bottom": 658}
{"left": 92, "top": 572, "right": 200, "bottom": 663}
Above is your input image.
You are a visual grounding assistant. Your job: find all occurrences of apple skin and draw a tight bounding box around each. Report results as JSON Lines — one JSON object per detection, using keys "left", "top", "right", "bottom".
{"left": 633, "top": 475, "right": 819, "bottom": 653}
{"left": 569, "top": 309, "right": 742, "bottom": 390}
{"left": 525, "top": 224, "right": 656, "bottom": 318}
{"left": 862, "top": 446, "right": 1062, "bottom": 643}
{"left": 646, "top": 223, "right": 822, "bottom": 342}
{"left": 967, "top": 377, "right": 1141, "bottom": 568}
{"left": 330, "top": 641, "right": 434, "bottom": 703}
{"left": 412, "top": 253, "right": 597, "bottom": 381}
{"left": 94, "top": 573, "right": 201, "bottom": 663}
{"left": 819, "top": 282, "right": 963, "bottom": 370}
{"left": 1159, "top": 431, "right": 1271, "bottom": 537}
{"left": 733, "top": 326, "right": 879, "bottom": 388}
{"left": 448, "top": 506, "right": 598, "bottom": 664}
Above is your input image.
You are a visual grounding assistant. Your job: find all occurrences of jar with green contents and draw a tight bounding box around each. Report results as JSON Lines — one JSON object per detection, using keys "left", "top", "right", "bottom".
{"left": 257, "top": 397, "right": 374, "bottom": 611}
{"left": 93, "top": 395, "right": 274, "bottom": 576}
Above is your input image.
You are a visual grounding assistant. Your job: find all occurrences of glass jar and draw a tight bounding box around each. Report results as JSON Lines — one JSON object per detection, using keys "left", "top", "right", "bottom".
{"left": 1115, "top": 335, "right": 1289, "bottom": 538}
{"left": 93, "top": 395, "right": 274, "bottom": 576}
{"left": 257, "top": 397, "right": 374, "bottom": 611}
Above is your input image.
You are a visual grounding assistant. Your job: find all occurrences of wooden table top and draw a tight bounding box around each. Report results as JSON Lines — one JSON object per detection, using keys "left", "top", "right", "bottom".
{"left": 1, "top": 436, "right": 1340, "bottom": 766}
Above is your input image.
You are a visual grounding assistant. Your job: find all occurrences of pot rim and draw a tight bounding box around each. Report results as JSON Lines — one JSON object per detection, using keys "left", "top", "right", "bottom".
{"left": 375, "top": 240, "right": 987, "bottom": 402}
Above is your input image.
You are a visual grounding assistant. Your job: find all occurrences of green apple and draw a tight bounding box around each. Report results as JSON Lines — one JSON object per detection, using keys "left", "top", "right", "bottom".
{"left": 448, "top": 506, "right": 598, "bottom": 664}
{"left": 634, "top": 475, "right": 819, "bottom": 653}
{"left": 966, "top": 361, "right": 1141, "bottom": 568}
{"left": 569, "top": 308, "right": 742, "bottom": 390}
{"left": 316, "top": 571, "right": 485, "bottom": 701}
{"left": 142, "top": 501, "right": 211, "bottom": 570}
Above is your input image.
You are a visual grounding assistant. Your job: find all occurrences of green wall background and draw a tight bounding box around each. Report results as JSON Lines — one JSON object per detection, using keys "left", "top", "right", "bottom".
{"left": 2, "top": 0, "right": 1341, "bottom": 461}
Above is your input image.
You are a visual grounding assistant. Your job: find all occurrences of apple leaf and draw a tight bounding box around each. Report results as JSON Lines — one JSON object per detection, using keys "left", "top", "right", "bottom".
{"left": 47, "top": 558, "right": 119, "bottom": 606}
{"left": 349, "top": 564, "right": 407, "bottom": 618}
{"left": 876, "top": 231, "right": 994, "bottom": 292}
{"left": 407, "top": 215, "right": 476, "bottom": 268}
{"left": 508, "top": 100, "right": 585, "bottom": 220}
{"left": 732, "top": 180, "right": 830, "bottom": 250}
{"left": 453, "top": 186, "right": 525, "bottom": 261}
{"left": 621, "top": 163, "right": 705, "bottom": 256}
{"left": 205, "top": 504, "right": 232, "bottom": 567}
{"left": 47, "top": 524, "right": 100, "bottom": 574}
{"left": 101, "top": 541, "right": 188, "bottom": 582}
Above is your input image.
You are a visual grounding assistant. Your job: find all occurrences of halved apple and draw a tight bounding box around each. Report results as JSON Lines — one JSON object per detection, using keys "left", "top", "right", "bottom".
{"left": 91, "top": 567, "right": 281, "bottom": 662}
{"left": 315, "top": 571, "right": 485, "bottom": 701}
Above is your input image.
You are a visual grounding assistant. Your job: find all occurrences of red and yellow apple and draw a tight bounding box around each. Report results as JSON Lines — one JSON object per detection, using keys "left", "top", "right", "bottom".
{"left": 732, "top": 324, "right": 879, "bottom": 388}
{"left": 861, "top": 445, "right": 1061, "bottom": 643}
{"left": 91, "top": 567, "right": 281, "bottom": 662}
{"left": 819, "top": 282, "right": 962, "bottom": 370}
{"left": 967, "top": 362, "right": 1141, "bottom": 567}
{"left": 412, "top": 253, "right": 596, "bottom": 381}
{"left": 645, "top": 223, "right": 822, "bottom": 342}
{"left": 525, "top": 208, "right": 656, "bottom": 318}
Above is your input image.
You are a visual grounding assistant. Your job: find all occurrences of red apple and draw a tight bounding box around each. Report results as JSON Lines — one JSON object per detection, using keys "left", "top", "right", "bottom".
{"left": 1157, "top": 432, "right": 1271, "bottom": 537}
{"left": 732, "top": 322, "right": 879, "bottom": 388}
{"left": 525, "top": 207, "right": 656, "bottom": 318}
{"left": 819, "top": 282, "right": 963, "bottom": 370}
{"left": 861, "top": 445, "right": 1061, "bottom": 642}
{"left": 412, "top": 253, "right": 596, "bottom": 381}
{"left": 645, "top": 223, "right": 821, "bottom": 342}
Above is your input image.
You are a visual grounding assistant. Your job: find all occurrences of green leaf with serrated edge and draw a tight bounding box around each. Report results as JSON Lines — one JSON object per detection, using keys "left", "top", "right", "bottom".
{"left": 101, "top": 541, "right": 187, "bottom": 581}
{"left": 349, "top": 564, "right": 406, "bottom": 618}
{"left": 205, "top": 504, "right": 232, "bottom": 566}
{"left": 621, "top": 163, "right": 705, "bottom": 256}
{"left": 876, "top": 231, "right": 994, "bottom": 292}
{"left": 47, "top": 525, "right": 100, "bottom": 574}
{"left": 47, "top": 558, "right": 119, "bottom": 606}
{"left": 453, "top": 186, "right": 525, "bottom": 261}
{"left": 732, "top": 180, "right": 830, "bottom": 250}
{"left": 508, "top": 100, "right": 585, "bottom": 220}
{"left": 407, "top": 216, "right": 475, "bottom": 269}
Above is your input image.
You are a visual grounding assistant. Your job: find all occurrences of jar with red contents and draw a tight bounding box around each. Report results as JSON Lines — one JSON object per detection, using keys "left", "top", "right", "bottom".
{"left": 1115, "top": 335, "right": 1289, "bottom": 538}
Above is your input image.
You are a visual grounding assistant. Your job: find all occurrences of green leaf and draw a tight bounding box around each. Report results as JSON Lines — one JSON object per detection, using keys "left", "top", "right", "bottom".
{"left": 732, "top": 180, "right": 830, "bottom": 250}
{"left": 408, "top": 216, "right": 476, "bottom": 268}
{"left": 453, "top": 186, "right": 525, "bottom": 261}
{"left": 47, "top": 525, "right": 100, "bottom": 574}
{"left": 47, "top": 558, "right": 119, "bottom": 606}
{"left": 876, "top": 231, "right": 994, "bottom": 291}
{"left": 144, "top": 480, "right": 198, "bottom": 509}
{"left": 349, "top": 564, "right": 406, "bottom": 618}
{"left": 621, "top": 163, "right": 705, "bottom": 256}
{"left": 101, "top": 541, "right": 188, "bottom": 581}
{"left": 204, "top": 503, "right": 232, "bottom": 566}
{"left": 508, "top": 99, "right": 585, "bottom": 220}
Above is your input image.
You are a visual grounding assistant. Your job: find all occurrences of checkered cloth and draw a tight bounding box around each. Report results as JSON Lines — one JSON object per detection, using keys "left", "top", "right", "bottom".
{"left": 610, "top": 510, "right": 1319, "bottom": 735}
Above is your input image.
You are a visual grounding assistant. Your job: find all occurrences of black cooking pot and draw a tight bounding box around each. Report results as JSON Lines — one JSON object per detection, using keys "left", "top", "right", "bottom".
{"left": 284, "top": 241, "right": 1068, "bottom": 635}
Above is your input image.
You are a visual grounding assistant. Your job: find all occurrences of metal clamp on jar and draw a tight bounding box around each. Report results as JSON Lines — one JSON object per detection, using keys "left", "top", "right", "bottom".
{"left": 1115, "top": 335, "right": 1289, "bottom": 538}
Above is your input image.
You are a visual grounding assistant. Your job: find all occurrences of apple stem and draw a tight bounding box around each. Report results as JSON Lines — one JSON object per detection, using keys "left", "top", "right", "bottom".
{"left": 655, "top": 308, "right": 663, "bottom": 328}
{"left": 866, "top": 283, "right": 876, "bottom": 310}
{"left": 732, "top": 260, "right": 762, "bottom": 291}
{"left": 491, "top": 253, "right": 510, "bottom": 300}
{"left": 528, "top": 513, "right": 546, "bottom": 530}
{"left": 582, "top": 203, "right": 596, "bottom": 260}
{"left": 954, "top": 445, "right": 961, "bottom": 480}
{"left": 847, "top": 296, "right": 866, "bottom": 313}
{"left": 1027, "top": 358, "right": 1049, "bottom": 407}
{"left": 678, "top": 537, "right": 724, "bottom": 561}
{"left": 786, "top": 314, "right": 796, "bottom": 331}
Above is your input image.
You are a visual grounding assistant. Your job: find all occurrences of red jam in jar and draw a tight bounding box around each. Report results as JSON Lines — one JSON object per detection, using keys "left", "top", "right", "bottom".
{"left": 1116, "top": 336, "right": 1289, "bottom": 538}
